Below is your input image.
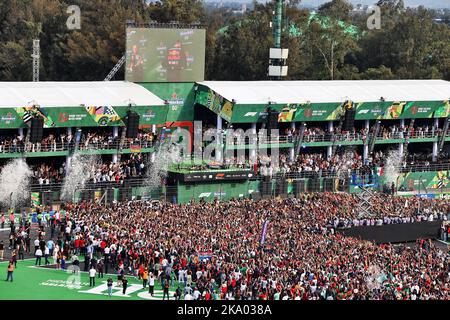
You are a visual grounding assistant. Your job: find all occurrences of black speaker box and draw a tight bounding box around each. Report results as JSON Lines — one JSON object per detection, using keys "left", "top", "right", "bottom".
{"left": 260, "top": 180, "right": 272, "bottom": 196}
{"left": 126, "top": 111, "right": 140, "bottom": 139}
{"left": 293, "top": 179, "right": 306, "bottom": 195}
{"left": 343, "top": 109, "right": 356, "bottom": 132}
{"left": 308, "top": 177, "right": 320, "bottom": 192}
{"left": 324, "top": 178, "right": 337, "bottom": 192}
{"left": 30, "top": 117, "right": 44, "bottom": 143}
{"left": 276, "top": 179, "right": 288, "bottom": 197}
{"left": 106, "top": 188, "right": 115, "bottom": 203}
{"left": 42, "top": 191, "right": 53, "bottom": 206}
{"left": 251, "top": 191, "right": 261, "bottom": 201}
{"left": 267, "top": 110, "right": 279, "bottom": 130}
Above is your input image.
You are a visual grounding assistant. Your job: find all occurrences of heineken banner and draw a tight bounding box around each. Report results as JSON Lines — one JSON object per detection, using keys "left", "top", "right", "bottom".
{"left": 139, "top": 82, "right": 196, "bottom": 122}
{"left": 0, "top": 105, "right": 168, "bottom": 129}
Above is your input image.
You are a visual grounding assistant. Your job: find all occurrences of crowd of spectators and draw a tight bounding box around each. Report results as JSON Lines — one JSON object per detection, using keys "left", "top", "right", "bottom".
{"left": 280, "top": 124, "right": 446, "bottom": 143}
{"left": 28, "top": 154, "right": 147, "bottom": 186}
{"left": 85, "top": 155, "right": 146, "bottom": 184}
{"left": 259, "top": 151, "right": 375, "bottom": 177}
{"left": 7, "top": 194, "right": 447, "bottom": 300}
{"left": 0, "top": 130, "right": 157, "bottom": 154}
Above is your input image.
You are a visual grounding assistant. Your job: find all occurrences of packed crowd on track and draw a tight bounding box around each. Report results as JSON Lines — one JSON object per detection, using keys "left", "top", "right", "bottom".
{"left": 3, "top": 193, "right": 447, "bottom": 300}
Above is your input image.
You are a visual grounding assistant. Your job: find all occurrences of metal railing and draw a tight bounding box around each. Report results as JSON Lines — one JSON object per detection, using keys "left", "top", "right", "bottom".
{"left": 0, "top": 139, "right": 156, "bottom": 154}
{"left": 27, "top": 161, "right": 450, "bottom": 193}
{"left": 0, "top": 130, "right": 448, "bottom": 154}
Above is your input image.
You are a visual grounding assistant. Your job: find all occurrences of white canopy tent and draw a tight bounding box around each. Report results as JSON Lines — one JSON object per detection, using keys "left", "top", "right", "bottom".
{"left": 198, "top": 80, "right": 450, "bottom": 104}
{"left": 0, "top": 81, "right": 165, "bottom": 107}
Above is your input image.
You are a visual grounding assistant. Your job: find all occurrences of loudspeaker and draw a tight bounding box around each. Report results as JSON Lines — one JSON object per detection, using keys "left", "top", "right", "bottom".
{"left": 126, "top": 111, "right": 140, "bottom": 139}
{"left": 106, "top": 188, "right": 115, "bottom": 203}
{"left": 30, "top": 118, "right": 44, "bottom": 143}
{"left": 260, "top": 180, "right": 272, "bottom": 196}
{"left": 342, "top": 108, "right": 356, "bottom": 132}
{"left": 120, "top": 188, "right": 132, "bottom": 202}
{"left": 293, "top": 179, "right": 306, "bottom": 195}
{"left": 166, "top": 187, "right": 177, "bottom": 200}
{"left": 324, "top": 178, "right": 337, "bottom": 192}
{"left": 267, "top": 109, "right": 279, "bottom": 130}
{"left": 308, "top": 176, "right": 320, "bottom": 192}
{"left": 276, "top": 178, "right": 288, "bottom": 197}
{"left": 81, "top": 190, "right": 94, "bottom": 202}
{"left": 42, "top": 191, "right": 53, "bottom": 206}
{"left": 250, "top": 191, "right": 261, "bottom": 201}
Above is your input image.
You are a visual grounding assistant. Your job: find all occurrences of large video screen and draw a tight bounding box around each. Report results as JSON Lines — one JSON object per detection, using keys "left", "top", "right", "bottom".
{"left": 125, "top": 28, "right": 206, "bottom": 83}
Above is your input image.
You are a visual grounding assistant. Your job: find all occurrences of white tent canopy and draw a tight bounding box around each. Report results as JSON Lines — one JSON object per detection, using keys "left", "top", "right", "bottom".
{"left": 198, "top": 80, "right": 450, "bottom": 104}
{"left": 0, "top": 81, "right": 165, "bottom": 108}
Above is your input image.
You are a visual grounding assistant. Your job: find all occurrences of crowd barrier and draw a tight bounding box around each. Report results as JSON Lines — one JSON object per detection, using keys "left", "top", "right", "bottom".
{"left": 338, "top": 221, "right": 443, "bottom": 244}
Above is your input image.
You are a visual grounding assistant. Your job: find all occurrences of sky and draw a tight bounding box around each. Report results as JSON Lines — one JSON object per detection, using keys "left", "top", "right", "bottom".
{"left": 205, "top": 0, "right": 450, "bottom": 9}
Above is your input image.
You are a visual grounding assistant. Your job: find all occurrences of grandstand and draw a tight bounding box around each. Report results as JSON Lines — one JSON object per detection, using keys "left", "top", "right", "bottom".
{"left": 0, "top": 27, "right": 449, "bottom": 306}
{"left": 0, "top": 0, "right": 450, "bottom": 306}
{"left": 0, "top": 79, "right": 448, "bottom": 205}
{"left": 0, "top": 63, "right": 450, "bottom": 300}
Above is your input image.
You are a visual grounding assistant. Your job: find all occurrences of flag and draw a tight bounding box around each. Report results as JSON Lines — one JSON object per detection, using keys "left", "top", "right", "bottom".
{"left": 130, "top": 144, "right": 142, "bottom": 153}
{"left": 437, "top": 178, "right": 444, "bottom": 189}
{"left": 260, "top": 220, "right": 269, "bottom": 245}
{"left": 22, "top": 111, "right": 34, "bottom": 123}
{"left": 376, "top": 166, "right": 383, "bottom": 177}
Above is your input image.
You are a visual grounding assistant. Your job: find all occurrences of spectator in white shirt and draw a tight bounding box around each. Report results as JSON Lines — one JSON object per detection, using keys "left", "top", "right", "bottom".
{"left": 89, "top": 266, "right": 97, "bottom": 287}
{"left": 35, "top": 248, "right": 43, "bottom": 266}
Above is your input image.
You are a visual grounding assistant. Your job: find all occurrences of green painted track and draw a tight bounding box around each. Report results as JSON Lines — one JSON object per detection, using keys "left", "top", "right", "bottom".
{"left": 0, "top": 258, "right": 180, "bottom": 300}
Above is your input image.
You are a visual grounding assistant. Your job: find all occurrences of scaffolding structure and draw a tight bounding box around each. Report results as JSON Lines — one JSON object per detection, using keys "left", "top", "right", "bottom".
{"left": 32, "top": 40, "right": 40, "bottom": 82}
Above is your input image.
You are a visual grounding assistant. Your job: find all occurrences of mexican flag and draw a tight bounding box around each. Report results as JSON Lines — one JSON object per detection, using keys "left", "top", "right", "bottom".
{"left": 375, "top": 166, "right": 383, "bottom": 177}
{"left": 130, "top": 144, "right": 142, "bottom": 153}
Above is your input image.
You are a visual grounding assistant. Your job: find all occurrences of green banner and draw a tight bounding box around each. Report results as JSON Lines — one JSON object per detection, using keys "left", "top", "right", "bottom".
{"left": 396, "top": 170, "right": 450, "bottom": 191}
{"left": 195, "top": 86, "right": 234, "bottom": 122}
{"left": 434, "top": 101, "right": 450, "bottom": 118}
{"left": 399, "top": 101, "right": 443, "bottom": 119}
{"left": 228, "top": 104, "right": 270, "bottom": 123}
{"left": 0, "top": 105, "right": 168, "bottom": 129}
{"left": 292, "top": 103, "right": 343, "bottom": 121}
{"left": 31, "top": 192, "right": 40, "bottom": 207}
{"left": 0, "top": 108, "right": 25, "bottom": 128}
{"left": 356, "top": 101, "right": 447, "bottom": 120}
{"left": 226, "top": 103, "right": 343, "bottom": 123}
{"left": 140, "top": 82, "right": 195, "bottom": 122}
{"left": 356, "top": 101, "right": 394, "bottom": 120}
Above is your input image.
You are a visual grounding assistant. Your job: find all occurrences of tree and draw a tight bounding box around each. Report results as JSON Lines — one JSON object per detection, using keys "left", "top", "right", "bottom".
{"left": 318, "top": 0, "right": 353, "bottom": 22}
{"left": 305, "top": 18, "right": 359, "bottom": 80}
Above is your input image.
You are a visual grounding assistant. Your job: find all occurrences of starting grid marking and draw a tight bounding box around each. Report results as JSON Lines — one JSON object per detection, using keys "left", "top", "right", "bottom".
{"left": 29, "top": 264, "right": 178, "bottom": 300}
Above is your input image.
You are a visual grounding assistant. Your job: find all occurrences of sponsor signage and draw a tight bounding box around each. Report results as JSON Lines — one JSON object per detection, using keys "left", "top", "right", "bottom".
{"left": 180, "top": 170, "right": 253, "bottom": 182}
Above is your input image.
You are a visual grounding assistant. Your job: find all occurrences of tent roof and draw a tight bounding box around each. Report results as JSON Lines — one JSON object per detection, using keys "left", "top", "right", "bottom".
{"left": 198, "top": 80, "right": 450, "bottom": 104}
{"left": 0, "top": 81, "right": 165, "bottom": 107}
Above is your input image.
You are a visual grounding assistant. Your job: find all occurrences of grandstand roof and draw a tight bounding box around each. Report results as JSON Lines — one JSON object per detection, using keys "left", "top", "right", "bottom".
{"left": 198, "top": 80, "right": 450, "bottom": 104}
{"left": 0, "top": 81, "right": 165, "bottom": 107}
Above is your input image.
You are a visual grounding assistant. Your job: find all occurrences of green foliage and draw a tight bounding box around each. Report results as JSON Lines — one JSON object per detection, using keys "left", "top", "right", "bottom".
{"left": 0, "top": 0, "right": 448, "bottom": 81}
